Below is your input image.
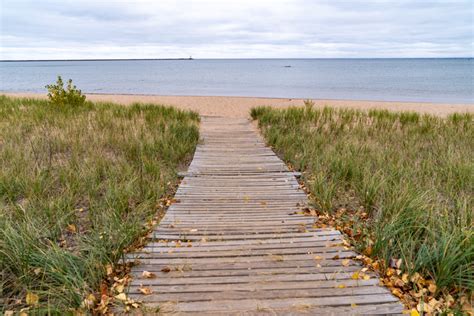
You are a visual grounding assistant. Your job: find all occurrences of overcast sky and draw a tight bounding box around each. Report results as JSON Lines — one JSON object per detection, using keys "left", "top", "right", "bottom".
{"left": 1, "top": 0, "right": 472, "bottom": 59}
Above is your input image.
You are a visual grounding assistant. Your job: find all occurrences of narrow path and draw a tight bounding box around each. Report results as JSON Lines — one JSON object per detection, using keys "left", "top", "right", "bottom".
{"left": 127, "top": 117, "right": 403, "bottom": 315}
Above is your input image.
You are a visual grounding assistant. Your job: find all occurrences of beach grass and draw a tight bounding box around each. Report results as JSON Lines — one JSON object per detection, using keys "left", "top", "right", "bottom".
{"left": 251, "top": 104, "right": 473, "bottom": 308}
{"left": 0, "top": 95, "right": 199, "bottom": 312}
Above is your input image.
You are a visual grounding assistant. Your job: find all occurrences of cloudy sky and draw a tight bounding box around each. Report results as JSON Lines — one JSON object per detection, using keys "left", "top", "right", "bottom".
{"left": 1, "top": 0, "right": 472, "bottom": 60}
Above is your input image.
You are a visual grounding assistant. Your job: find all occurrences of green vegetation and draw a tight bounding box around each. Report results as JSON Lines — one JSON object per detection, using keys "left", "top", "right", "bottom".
{"left": 0, "top": 95, "right": 199, "bottom": 312}
{"left": 45, "top": 76, "right": 86, "bottom": 107}
{"left": 251, "top": 105, "right": 473, "bottom": 303}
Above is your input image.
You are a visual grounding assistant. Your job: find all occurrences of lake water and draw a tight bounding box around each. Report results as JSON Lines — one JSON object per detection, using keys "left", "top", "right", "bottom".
{"left": 1, "top": 58, "right": 473, "bottom": 103}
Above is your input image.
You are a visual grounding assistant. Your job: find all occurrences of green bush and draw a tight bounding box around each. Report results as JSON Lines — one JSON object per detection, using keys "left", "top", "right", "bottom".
{"left": 45, "top": 76, "right": 86, "bottom": 106}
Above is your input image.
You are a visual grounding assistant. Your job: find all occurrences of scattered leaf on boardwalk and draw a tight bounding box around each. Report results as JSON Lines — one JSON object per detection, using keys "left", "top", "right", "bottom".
{"left": 142, "top": 271, "right": 157, "bottom": 278}
{"left": 270, "top": 255, "right": 284, "bottom": 262}
{"left": 314, "top": 255, "right": 323, "bottom": 260}
{"left": 139, "top": 287, "right": 153, "bottom": 295}
{"left": 161, "top": 266, "right": 171, "bottom": 273}
{"left": 298, "top": 224, "right": 307, "bottom": 232}
{"left": 336, "top": 284, "right": 346, "bottom": 288}
{"left": 341, "top": 259, "right": 350, "bottom": 267}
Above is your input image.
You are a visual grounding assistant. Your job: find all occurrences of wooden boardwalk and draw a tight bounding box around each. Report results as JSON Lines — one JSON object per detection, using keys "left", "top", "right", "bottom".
{"left": 127, "top": 117, "right": 403, "bottom": 315}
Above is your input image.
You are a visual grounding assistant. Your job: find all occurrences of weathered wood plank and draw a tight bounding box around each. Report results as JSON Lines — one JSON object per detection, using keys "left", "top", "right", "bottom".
{"left": 128, "top": 278, "right": 380, "bottom": 293}
{"left": 144, "top": 294, "right": 400, "bottom": 312}
{"left": 129, "top": 286, "right": 389, "bottom": 303}
{"left": 154, "top": 302, "right": 404, "bottom": 315}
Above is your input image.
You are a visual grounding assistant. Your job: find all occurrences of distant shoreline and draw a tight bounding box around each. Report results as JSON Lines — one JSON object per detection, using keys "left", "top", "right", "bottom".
{"left": 0, "top": 58, "right": 194, "bottom": 62}
{"left": 1, "top": 57, "right": 472, "bottom": 62}
{"left": 3, "top": 92, "right": 473, "bottom": 118}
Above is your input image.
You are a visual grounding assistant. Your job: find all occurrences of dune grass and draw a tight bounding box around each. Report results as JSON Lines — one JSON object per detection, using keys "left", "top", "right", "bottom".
{"left": 251, "top": 105, "right": 473, "bottom": 305}
{"left": 0, "top": 95, "right": 199, "bottom": 312}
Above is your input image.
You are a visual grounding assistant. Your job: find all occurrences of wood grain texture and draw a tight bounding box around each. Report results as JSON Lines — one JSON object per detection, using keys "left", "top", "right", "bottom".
{"left": 127, "top": 116, "right": 403, "bottom": 315}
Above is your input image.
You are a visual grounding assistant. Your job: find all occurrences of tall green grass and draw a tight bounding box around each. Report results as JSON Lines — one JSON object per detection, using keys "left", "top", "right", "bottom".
{"left": 0, "top": 96, "right": 199, "bottom": 312}
{"left": 251, "top": 105, "right": 473, "bottom": 297}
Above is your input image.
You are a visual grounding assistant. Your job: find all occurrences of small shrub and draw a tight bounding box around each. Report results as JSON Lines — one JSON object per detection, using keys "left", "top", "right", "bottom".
{"left": 303, "top": 99, "right": 314, "bottom": 111}
{"left": 45, "top": 76, "right": 86, "bottom": 106}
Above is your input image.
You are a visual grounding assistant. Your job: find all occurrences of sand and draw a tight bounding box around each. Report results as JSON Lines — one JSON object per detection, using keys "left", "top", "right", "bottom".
{"left": 2, "top": 92, "right": 473, "bottom": 117}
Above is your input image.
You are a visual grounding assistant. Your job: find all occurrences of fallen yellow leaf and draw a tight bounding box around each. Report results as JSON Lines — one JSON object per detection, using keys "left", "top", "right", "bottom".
{"left": 391, "top": 288, "right": 403, "bottom": 298}
{"left": 410, "top": 272, "right": 421, "bottom": 283}
{"left": 341, "top": 259, "right": 350, "bottom": 267}
{"left": 364, "top": 246, "right": 373, "bottom": 256}
{"left": 26, "top": 292, "right": 39, "bottom": 305}
{"left": 410, "top": 309, "right": 420, "bottom": 316}
{"left": 351, "top": 271, "right": 360, "bottom": 280}
{"left": 314, "top": 255, "right": 323, "bottom": 260}
{"left": 82, "top": 293, "right": 96, "bottom": 309}
{"left": 417, "top": 301, "right": 433, "bottom": 314}
{"left": 67, "top": 224, "right": 77, "bottom": 233}
{"left": 401, "top": 273, "right": 409, "bottom": 283}
{"left": 115, "top": 284, "right": 124, "bottom": 293}
{"left": 115, "top": 293, "right": 127, "bottom": 301}
{"left": 336, "top": 284, "right": 346, "bottom": 288}
{"left": 105, "top": 264, "right": 113, "bottom": 276}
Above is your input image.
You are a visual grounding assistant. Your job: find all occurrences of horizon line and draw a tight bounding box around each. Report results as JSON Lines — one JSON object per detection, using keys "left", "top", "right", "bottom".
{"left": 1, "top": 57, "right": 472, "bottom": 62}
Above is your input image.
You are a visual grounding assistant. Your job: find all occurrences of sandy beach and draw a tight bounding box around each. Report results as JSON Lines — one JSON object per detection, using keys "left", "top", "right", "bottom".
{"left": 2, "top": 92, "right": 473, "bottom": 117}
